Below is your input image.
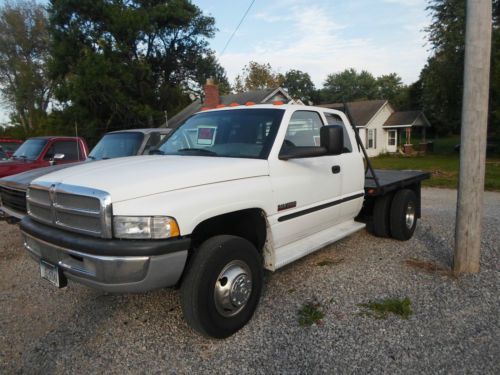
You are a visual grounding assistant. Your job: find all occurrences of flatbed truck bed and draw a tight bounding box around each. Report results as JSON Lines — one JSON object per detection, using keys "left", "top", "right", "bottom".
{"left": 365, "top": 169, "right": 431, "bottom": 196}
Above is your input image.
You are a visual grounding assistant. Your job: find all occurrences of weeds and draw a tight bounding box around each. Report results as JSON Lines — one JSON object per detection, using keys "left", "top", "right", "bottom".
{"left": 298, "top": 300, "right": 325, "bottom": 326}
{"left": 316, "top": 257, "right": 344, "bottom": 267}
{"left": 404, "top": 258, "right": 454, "bottom": 277}
{"left": 358, "top": 297, "right": 413, "bottom": 319}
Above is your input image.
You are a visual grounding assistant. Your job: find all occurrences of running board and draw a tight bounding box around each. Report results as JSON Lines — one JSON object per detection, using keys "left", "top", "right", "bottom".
{"left": 272, "top": 220, "right": 366, "bottom": 270}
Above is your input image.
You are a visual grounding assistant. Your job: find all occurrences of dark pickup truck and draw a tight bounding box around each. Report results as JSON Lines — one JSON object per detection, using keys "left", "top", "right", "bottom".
{"left": 0, "top": 128, "right": 171, "bottom": 220}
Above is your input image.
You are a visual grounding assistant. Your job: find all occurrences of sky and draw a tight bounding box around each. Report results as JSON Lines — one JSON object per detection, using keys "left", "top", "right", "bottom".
{"left": 0, "top": 0, "right": 432, "bottom": 124}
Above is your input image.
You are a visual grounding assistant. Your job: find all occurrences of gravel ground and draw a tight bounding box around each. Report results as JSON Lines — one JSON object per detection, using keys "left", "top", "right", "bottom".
{"left": 0, "top": 188, "right": 498, "bottom": 374}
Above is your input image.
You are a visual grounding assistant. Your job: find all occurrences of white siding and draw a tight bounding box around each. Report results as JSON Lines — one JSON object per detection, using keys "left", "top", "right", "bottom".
{"left": 364, "top": 103, "right": 393, "bottom": 157}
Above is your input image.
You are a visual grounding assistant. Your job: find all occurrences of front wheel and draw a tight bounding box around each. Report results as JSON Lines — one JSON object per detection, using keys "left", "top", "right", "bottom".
{"left": 180, "top": 235, "right": 263, "bottom": 338}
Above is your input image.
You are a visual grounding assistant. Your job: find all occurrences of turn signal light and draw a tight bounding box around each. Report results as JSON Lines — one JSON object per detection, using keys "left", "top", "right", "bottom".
{"left": 273, "top": 101, "right": 284, "bottom": 105}
{"left": 245, "top": 102, "right": 256, "bottom": 106}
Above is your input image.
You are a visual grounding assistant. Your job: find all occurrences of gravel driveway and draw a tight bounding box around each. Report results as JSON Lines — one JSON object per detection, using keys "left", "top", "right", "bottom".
{"left": 0, "top": 188, "right": 498, "bottom": 374}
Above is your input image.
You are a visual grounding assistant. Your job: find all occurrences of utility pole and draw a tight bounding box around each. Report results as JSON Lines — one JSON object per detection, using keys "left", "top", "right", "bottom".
{"left": 454, "top": 0, "right": 492, "bottom": 274}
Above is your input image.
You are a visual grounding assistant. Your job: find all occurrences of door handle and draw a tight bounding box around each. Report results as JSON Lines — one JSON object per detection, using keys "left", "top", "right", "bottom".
{"left": 331, "top": 165, "right": 341, "bottom": 174}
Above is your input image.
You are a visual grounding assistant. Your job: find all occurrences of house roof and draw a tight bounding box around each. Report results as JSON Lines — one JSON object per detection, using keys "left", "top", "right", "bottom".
{"left": 384, "top": 111, "right": 431, "bottom": 127}
{"left": 166, "top": 100, "right": 203, "bottom": 130}
{"left": 318, "top": 100, "right": 387, "bottom": 126}
{"left": 166, "top": 88, "right": 292, "bottom": 129}
{"left": 220, "top": 88, "right": 279, "bottom": 105}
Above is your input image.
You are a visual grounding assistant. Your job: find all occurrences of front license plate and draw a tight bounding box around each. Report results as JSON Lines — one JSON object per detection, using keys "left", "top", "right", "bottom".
{"left": 40, "top": 260, "right": 67, "bottom": 288}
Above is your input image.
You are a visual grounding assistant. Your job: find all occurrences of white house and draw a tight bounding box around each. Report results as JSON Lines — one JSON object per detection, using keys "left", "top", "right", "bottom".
{"left": 319, "top": 100, "right": 432, "bottom": 157}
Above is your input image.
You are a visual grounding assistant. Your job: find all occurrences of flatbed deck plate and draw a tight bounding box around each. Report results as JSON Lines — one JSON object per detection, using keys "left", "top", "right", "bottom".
{"left": 365, "top": 169, "right": 430, "bottom": 195}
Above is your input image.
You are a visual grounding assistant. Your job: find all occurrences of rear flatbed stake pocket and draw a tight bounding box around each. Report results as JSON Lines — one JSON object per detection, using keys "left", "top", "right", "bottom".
{"left": 17, "top": 104, "right": 429, "bottom": 338}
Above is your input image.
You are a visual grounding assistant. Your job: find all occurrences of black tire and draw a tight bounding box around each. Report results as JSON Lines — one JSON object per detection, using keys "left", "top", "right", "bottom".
{"left": 389, "top": 189, "right": 418, "bottom": 241}
{"left": 180, "top": 235, "right": 263, "bottom": 338}
{"left": 372, "top": 194, "right": 393, "bottom": 237}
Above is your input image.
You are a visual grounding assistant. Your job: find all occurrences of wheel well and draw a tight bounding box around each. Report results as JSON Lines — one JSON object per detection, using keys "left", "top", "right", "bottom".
{"left": 190, "top": 209, "right": 268, "bottom": 253}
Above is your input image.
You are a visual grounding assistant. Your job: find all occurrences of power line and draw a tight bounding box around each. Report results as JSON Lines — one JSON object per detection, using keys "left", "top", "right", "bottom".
{"left": 219, "top": 0, "right": 256, "bottom": 56}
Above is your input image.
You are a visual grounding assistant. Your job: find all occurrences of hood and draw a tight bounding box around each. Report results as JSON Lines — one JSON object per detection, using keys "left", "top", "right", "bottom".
{"left": 0, "top": 159, "right": 34, "bottom": 178}
{"left": 33, "top": 155, "right": 269, "bottom": 202}
{"left": 0, "top": 161, "right": 85, "bottom": 191}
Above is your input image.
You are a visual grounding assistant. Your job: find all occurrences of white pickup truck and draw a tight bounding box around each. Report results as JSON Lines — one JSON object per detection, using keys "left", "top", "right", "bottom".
{"left": 19, "top": 104, "right": 429, "bottom": 338}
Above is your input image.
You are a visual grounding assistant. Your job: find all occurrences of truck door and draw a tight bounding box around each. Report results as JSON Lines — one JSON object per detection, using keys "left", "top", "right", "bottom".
{"left": 268, "top": 110, "right": 343, "bottom": 249}
{"left": 322, "top": 112, "right": 365, "bottom": 222}
{"left": 43, "top": 140, "right": 85, "bottom": 165}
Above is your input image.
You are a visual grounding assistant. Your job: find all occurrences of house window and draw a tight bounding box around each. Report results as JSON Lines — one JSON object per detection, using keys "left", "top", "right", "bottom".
{"left": 388, "top": 130, "right": 396, "bottom": 146}
{"left": 367, "top": 129, "right": 377, "bottom": 149}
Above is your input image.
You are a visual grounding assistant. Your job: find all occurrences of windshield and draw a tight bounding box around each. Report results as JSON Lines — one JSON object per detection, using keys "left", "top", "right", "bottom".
{"left": 12, "top": 139, "right": 48, "bottom": 160}
{"left": 88, "top": 132, "right": 144, "bottom": 160}
{"left": 157, "top": 109, "right": 284, "bottom": 159}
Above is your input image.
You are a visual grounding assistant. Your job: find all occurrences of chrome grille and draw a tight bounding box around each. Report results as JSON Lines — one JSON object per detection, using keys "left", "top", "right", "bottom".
{"left": 27, "top": 182, "right": 112, "bottom": 238}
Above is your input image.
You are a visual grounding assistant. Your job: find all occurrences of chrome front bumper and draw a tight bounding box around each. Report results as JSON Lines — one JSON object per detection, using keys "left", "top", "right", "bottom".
{"left": 22, "top": 232, "right": 188, "bottom": 293}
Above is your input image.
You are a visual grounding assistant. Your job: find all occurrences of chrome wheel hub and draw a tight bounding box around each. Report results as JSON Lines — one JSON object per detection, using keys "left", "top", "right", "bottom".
{"left": 406, "top": 202, "right": 416, "bottom": 229}
{"left": 214, "top": 260, "right": 252, "bottom": 317}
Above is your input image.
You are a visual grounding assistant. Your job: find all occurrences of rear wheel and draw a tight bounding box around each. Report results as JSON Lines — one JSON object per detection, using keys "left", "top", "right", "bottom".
{"left": 180, "top": 235, "right": 263, "bottom": 338}
{"left": 372, "top": 193, "right": 393, "bottom": 237}
{"left": 389, "top": 189, "right": 418, "bottom": 241}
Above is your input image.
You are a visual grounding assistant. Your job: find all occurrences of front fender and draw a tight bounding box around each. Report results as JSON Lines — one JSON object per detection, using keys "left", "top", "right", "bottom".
{"left": 111, "top": 176, "right": 275, "bottom": 235}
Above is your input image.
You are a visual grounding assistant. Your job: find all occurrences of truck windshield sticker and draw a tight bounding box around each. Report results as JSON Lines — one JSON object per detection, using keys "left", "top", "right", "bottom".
{"left": 197, "top": 127, "right": 217, "bottom": 146}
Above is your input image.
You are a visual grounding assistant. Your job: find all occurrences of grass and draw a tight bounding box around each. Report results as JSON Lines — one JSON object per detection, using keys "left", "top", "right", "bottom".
{"left": 358, "top": 297, "right": 413, "bottom": 320}
{"left": 316, "top": 257, "right": 344, "bottom": 267}
{"left": 298, "top": 300, "right": 325, "bottom": 326}
{"left": 370, "top": 136, "right": 500, "bottom": 191}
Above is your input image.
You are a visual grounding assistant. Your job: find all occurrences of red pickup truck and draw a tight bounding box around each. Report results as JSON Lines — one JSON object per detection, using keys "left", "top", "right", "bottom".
{"left": 0, "top": 138, "right": 23, "bottom": 158}
{"left": 0, "top": 136, "right": 88, "bottom": 178}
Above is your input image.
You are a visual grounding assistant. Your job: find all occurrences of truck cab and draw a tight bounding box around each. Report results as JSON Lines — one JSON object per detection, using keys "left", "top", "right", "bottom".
{"left": 18, "top": 105, "right": 428, "bottom": 338}
{"left": 0, "top": 137, "right": 88, "bottom": 179}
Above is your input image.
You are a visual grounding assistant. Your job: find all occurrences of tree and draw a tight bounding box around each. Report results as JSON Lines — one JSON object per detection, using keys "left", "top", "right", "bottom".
{"left": 48, "top": 0, "right": 223, "bottom": 142}
{"left": 321, "top": 68, "right": 378, "bottom": 103}
{"left": 377, "top": 73, "right": 405, "bottom": 103}
{"left": 420, "top": 0, "right": 500, "bottom": 136}
{"left": 192, "top": 52, "right": 231, "bottom": 96}
{"left": 419, "top": 0, "right": 466, "bottom": 135}
{"left": 0, "top": 1, "right": 52, "bottom": 132}
{"left": 282, "top": 69, "right": 316, "bottom": 103}
{"left": 234, "top": 61, "right": 284, "bottom": 92}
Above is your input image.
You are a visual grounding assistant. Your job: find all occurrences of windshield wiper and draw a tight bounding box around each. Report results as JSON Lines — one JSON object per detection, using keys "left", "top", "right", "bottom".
{"left": 177, "top": 148, "right": 218, "bottom": 156}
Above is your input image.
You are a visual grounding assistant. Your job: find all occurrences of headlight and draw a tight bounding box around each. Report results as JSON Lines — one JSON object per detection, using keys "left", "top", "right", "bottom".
{"left": 113, "top": 216, "right": 180, "bottom": 239}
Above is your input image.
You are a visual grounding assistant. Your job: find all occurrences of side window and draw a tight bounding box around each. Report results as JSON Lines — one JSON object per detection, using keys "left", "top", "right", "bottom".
{"left": 323, "top": 113, "right": 353, "bottom": 153}
{"left": 48, "top": 141, "right": 81, "bottom": 160}
{"left": 285, "top": 111, "right": 324, "bottom": 147}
